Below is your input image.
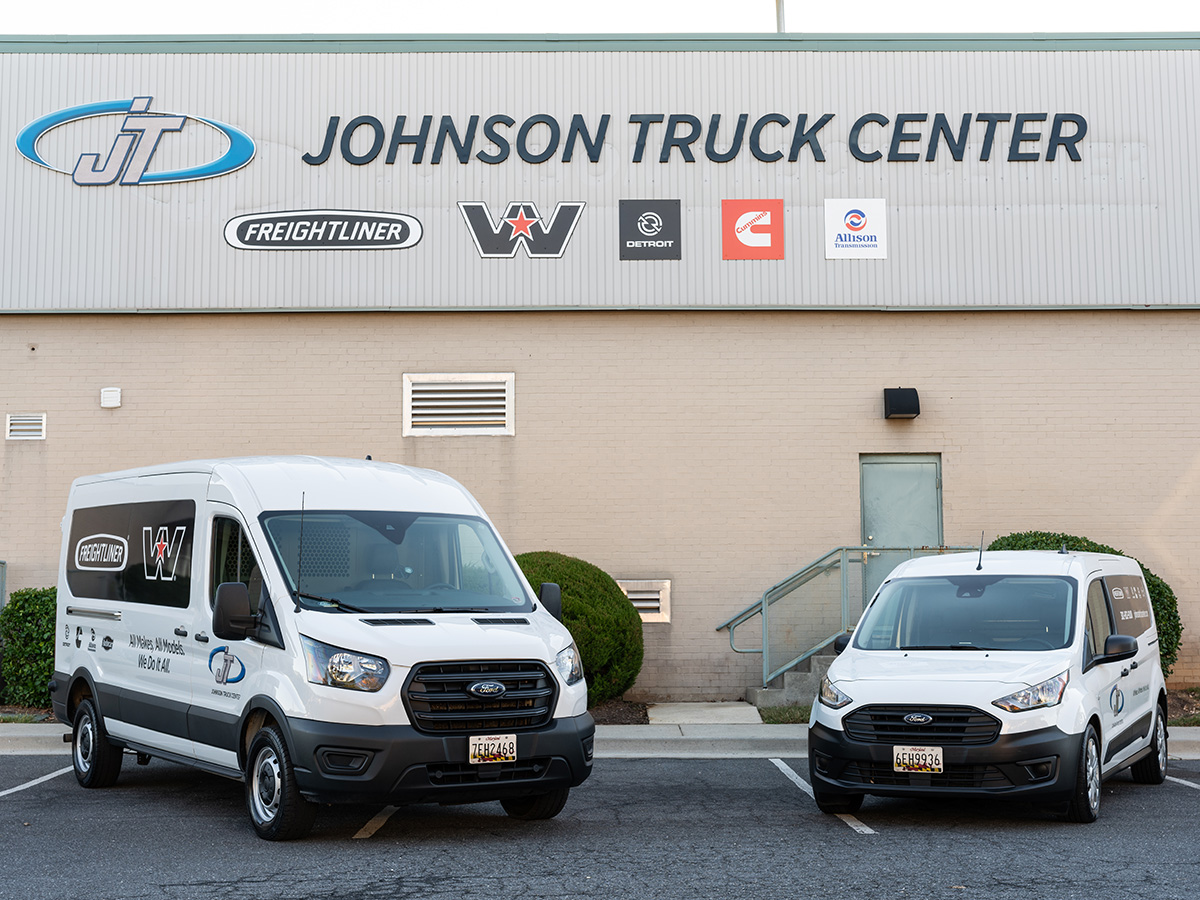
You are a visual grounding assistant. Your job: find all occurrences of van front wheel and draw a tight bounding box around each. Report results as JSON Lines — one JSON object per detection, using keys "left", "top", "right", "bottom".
{"left": 1065, "top": 724, "right": 1101, "bottom": 823}
{"left": 72, "top": 697, "right": 123, "bottom": 788}
{"left": 500, "top": 787, "right": 570, "bottom": 820}
{"left": 245, "top": 725, "right": 315, "bottom": 840}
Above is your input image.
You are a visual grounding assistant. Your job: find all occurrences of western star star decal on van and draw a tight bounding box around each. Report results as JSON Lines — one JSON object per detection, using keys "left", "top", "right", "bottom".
{"left": 16, "top": 96, "right": 255, "bottom": 185}
{"left": 142, "top": 525, "right": 187, "bottom": 581}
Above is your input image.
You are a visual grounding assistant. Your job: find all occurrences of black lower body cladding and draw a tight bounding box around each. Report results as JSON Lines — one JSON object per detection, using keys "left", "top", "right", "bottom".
{"left": 808, "top": 720, "right": 1083, "bottom": 803}
{"left": 285, "top": 711, "right": 596, "bottom": 805}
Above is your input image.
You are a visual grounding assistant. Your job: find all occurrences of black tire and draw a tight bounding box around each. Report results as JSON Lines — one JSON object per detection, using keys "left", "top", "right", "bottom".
{"left": 245, "top": 725, "right": 315, "bottom": 840}
{"left": 1131, "top": 703, "right": 1168, "bottom": 785}
{"left": 809, "top": 755, "right": 864, "bottom": 814}
{"left": 72, "top": 697, "right": 123, "bottom": 789}
{"left": 500, "top": 787, "right": 570, "bottom": 820}
{"left": 1065, "top": 724, "right": 1102, "bottom": 823}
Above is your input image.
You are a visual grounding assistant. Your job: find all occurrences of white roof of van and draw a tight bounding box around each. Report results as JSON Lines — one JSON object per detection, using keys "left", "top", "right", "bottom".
{"left": 883, "top": 550, "right": 1141, "bottom": 581}
{"left": 74, "top": 456, "right": 486, "bottom": 517}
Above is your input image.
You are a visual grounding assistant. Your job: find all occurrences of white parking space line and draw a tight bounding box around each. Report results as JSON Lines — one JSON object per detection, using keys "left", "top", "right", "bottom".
{"left": 352, "top": 805, "right": 399, "bottom": 839}
{"left": 0, "top": 766, "right": 72, "bottom": 798}
{"left": 1166, "top": 775, "right": 1200, "bottom": 791}
{"left": 769, "top": 758, "right": 877, "bottom": 835}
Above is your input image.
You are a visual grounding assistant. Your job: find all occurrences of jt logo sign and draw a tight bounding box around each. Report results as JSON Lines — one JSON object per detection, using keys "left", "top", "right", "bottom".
{"left": 16, "top": 97, "right": 256, "bottom": 186}
{"left": 458, "top": 201, "right": 585, "bottom": 258}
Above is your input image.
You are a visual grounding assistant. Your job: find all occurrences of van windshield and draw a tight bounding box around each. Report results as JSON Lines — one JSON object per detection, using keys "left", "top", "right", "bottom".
{"left": 259, "top": 510, "right": 532, "bottom": 613}
{"left": 854, "top": 575, "right": 1076, "bottom": 651}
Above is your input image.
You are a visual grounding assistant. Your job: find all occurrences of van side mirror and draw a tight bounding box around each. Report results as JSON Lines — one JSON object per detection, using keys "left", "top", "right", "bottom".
{"left": 1102, "top": 633, "right": 1138, "bottom": 663}
{"left": 213, "top": 582, "right": 255, "bottom": 640}
{"left": 539, "top": 583, "right": 563, "bottom": 622}
{"left": 833, "top": 633, "right": 852, "bottom": 655}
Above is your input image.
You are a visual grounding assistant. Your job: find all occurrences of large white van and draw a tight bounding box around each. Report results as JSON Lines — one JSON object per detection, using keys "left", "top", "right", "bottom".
{"left": 51, "top": 457, "right": 593, "bottom": 839}
{"left": 808, "top": 550, "right": 1168, "bottom": 822}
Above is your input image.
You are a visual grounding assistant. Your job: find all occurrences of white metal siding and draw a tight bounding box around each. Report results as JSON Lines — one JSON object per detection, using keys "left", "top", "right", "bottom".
{"left": 1, "top": 46, "right": 1197, "bottom": 312}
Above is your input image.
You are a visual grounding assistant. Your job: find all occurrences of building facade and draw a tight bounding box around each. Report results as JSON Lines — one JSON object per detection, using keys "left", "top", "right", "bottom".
{"left": 2, "top": 34, "right": 1198, "bottom": 697}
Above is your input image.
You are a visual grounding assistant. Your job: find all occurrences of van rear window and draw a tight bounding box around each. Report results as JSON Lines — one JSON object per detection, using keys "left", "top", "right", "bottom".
{"left": 67, "top": 500, "right": 195, "bottom": 607}
{"left": 1105, "top": 575, "right": 1155, "bottom": 638}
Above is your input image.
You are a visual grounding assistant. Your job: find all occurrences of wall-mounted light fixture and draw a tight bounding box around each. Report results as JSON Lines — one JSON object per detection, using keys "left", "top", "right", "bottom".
{"left": 100, "top": 387, "right": 122, "bottom": 409}
{"left": 883, "top": 387, "right": 920, "bottom": 419}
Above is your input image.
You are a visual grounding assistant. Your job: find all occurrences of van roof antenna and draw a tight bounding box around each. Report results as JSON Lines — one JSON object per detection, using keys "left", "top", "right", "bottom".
{"left": 976, "top": 531, "right": 985, "bottom": 571}
{"left": 1059, "top": 543, "right": 1069, "bottom": 554}
{"left": 293, "top": 491, "right": 306, "bottom": 613}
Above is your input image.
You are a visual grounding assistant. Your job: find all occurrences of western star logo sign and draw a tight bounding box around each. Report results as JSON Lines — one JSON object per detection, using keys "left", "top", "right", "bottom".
{"left": 619, "top": 199, "right": 681, "bottom": 260}
{"left": 722, "top": 199, "right": 785, "bottom": 260}
{"left": 143, "top": 525, "right": 187, "bottom": 581}
{"left": 459, "top": 201, "right": 585, "bottom": 258}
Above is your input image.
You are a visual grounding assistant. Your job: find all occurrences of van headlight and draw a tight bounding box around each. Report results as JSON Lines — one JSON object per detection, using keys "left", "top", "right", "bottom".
{"left": 992, "top": 671, "right": 1069, "bottom": 713}
{"left": 819, "top": 676, "right": 853, "bottom": 709}
{"left": 555, "top": 643, "right": 584, "bottom": 686}
{"left": 301, "top": 635, "right": 390, "bottom": 692}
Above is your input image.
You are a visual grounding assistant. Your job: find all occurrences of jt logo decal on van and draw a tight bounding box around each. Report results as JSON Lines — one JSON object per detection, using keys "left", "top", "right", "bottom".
{"left": 143, "top": 526, "right": 188, "bottom": 581}
{"left": 459, "top": 201, "right": 585, "bottom": 258}
{"left": 210, "top": 647, "right": 246, "bottom": 685}
{"left": 16, "top": 97, "right": 255, "bottom": 185}
{"left": 75, "top": 534, "right": 127, "bottom": 571}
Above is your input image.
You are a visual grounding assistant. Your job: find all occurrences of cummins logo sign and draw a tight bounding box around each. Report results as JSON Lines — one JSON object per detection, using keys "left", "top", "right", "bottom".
{"left": 224, "top": 210, "right": 423, "bottom": 250}
{"left": 16, "top": 97, "right": 255, "bottom": 185}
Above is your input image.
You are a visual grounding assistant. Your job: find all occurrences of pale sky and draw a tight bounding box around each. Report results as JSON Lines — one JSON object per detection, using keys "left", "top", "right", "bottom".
{"left": 2, "top": 0, "right": 1198, "bottom": 36}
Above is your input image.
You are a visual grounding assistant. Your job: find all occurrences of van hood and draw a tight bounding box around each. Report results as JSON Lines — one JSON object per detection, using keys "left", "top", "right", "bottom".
{"left": 296, "top": 611, "right": 573, "bottom": 668}
{"left": 828, "top": 650, "right": 1070, "bottom": 687}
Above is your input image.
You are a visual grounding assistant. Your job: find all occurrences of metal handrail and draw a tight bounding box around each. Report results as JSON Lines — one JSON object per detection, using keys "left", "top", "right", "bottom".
{"left": 715, "top": 545, "right": 975, "bottom": 686}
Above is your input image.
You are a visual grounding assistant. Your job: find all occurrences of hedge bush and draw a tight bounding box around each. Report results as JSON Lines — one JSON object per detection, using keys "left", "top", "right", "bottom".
{"left": 516, "top": 551, "right": 644, "bottom": 707}
{"left": 0, "top": 587, "right": 57, "bottom": 707}
{"left": 987, "top": 531, "right": 1183, "bottom": 677}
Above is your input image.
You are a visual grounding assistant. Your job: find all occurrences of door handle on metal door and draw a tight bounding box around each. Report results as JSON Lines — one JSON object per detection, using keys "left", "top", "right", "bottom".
{"left": 1130, "top": 661, "right": 1139, "bottom": 670}
{"left": 195, "top": 632, "right": 210, "bottom": 644}
{"left": 1121, "top": 667, "right": 1130, "bottom": 677}
{"left": 174, "top": 627, "right": 188, "bottom": 637}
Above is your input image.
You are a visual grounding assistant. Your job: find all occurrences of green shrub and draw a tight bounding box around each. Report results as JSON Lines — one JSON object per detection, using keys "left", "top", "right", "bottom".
{"left": 987, "top": 531, "right": 1183, "bottom": 677}
{"left": 0, "top": 587, "right": 57, "bottom": 707}
{"left": 515, "top": 551, "right": 644, "bottom": 707}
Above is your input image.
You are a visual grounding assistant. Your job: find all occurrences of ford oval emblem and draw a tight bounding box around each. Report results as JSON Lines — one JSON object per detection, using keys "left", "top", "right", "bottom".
{"left": 468, "top": 680, "right": 507, "bottom": 698}
{"left": 903, "top": 713, "right": 934, "bottom": 726}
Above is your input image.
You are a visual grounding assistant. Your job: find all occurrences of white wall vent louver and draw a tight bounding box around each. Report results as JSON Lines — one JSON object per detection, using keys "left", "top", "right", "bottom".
{"left": 6, "top": 414, "right": 47, "bottom": 440}
{"left": 617, "top": 579, "right": 671, "bottom": 624}
{"left": 403, "top": 373, "right": 515, "bottom": 436}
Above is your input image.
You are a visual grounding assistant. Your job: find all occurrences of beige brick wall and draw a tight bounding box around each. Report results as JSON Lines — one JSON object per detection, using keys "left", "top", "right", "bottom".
{"left": 2, "top": 309, "right": 1197, "bottom": 697}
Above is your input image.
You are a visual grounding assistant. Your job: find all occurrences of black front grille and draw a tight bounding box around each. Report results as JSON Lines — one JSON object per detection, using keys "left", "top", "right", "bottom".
{"left": 843, "top": 705, "right": 1001, "bottom": 745}
{"left": 403, "top": 660, "right": 556, "bottom": 734}
{"left": 840, "top": 761, "right": 1012, "bottom": 789}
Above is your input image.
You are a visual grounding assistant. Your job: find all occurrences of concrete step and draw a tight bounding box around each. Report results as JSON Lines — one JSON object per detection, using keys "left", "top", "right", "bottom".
{"left": 746, "top": 654, "right": 834, "bottom": 708}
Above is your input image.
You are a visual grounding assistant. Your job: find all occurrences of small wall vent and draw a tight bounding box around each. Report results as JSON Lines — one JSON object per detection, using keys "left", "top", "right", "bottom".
{"left": 6, "top": 414, "right": 47, "bottom": 440}
{"left": 617, "top": 579, "right": 671, "bottom": 624}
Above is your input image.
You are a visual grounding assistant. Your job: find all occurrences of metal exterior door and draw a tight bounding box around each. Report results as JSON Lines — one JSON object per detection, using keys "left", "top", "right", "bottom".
{"left": 860, "top": 455, "right": 944, "bottom": 608}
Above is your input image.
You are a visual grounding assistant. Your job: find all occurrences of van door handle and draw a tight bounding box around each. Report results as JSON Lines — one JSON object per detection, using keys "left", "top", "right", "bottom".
{"left": 174, "top": 627, "right": 188, "bottom": 637}
{"left": 1130, "top": 661, "right": 1139, "bottom": 670}
{"left": 195, "top": 632, "right": 210, "bottom": 644}
{"left": 1121, "top": 667, "right": 1130, "bottom": 677}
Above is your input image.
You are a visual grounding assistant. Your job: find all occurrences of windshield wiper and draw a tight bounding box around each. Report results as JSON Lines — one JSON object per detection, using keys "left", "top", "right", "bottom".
{"left": 390, "top": 606, "right": 495, "bottom": 614}
{"left": 900, "top": 644, "right": 989, "bottom": 651}
{"left": 293, "top": 591, "right": 370, "bottom": 614}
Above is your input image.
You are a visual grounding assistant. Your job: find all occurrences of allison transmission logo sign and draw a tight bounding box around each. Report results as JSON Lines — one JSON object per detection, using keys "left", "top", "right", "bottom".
{"left": 16, "top": 96, "right": 255, "bottom": 185}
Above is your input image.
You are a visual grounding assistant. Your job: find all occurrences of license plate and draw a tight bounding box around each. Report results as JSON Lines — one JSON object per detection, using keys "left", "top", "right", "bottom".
{"left": 893, "top": 745, "right": 943, "bottom": 773}
{"left": 469, "top": 733, "right": 517, "bottom": 764}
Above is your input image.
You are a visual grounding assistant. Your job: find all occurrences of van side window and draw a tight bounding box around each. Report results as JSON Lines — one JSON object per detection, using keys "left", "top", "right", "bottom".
{"left": 1084, "top": 579, "right": 1113, "bottom": 668}
{"left": 1104, "top": 574, "right": 1154, "bottom": 638}
{"left": 211, "top": 517, "right": 264, "bottom": 613}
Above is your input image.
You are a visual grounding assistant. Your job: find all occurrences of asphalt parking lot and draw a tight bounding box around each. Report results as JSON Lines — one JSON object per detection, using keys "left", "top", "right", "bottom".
{"left": 3, "top": 753, "right": 1199, "bottom": 900}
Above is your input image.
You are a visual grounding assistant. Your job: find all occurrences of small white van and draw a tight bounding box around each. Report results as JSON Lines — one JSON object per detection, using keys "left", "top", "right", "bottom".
{"left": 51, "top": 457, "right": 593, "bottom": 839}
{"left": 809, "top": 550, "right": 1168, "bottom": 822}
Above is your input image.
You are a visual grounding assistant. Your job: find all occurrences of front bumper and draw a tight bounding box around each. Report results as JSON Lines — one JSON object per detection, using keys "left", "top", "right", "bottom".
{"left": 808, "top": 719, "right": 1081, "bottom": 802}
{"left": 285, "top": 712, "right": 595, "bottom": 805}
